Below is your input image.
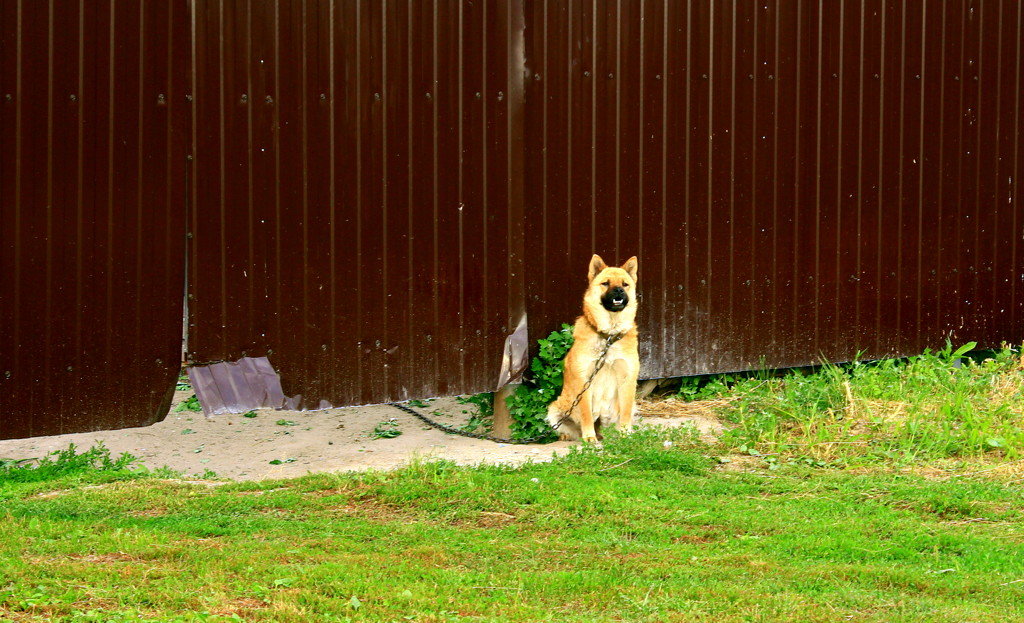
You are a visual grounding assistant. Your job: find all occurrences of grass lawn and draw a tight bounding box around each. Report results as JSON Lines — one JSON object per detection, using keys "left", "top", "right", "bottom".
{"left": 1, "top": 428, "right": 1023, "bottom": 622}
{"left": 2, "top": 345, "right": 1023, "bottom": 622}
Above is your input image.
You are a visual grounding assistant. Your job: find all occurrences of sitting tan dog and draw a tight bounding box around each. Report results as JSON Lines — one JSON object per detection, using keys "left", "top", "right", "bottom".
{"left": 546, "top": 254, "right": 639, "bottom": 443}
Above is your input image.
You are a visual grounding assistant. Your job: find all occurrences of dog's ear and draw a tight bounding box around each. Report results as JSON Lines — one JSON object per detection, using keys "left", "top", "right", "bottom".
{"left": 588, "top": 254, "right": 608, "bottom": 282}
{"left": 621, "top": 256, "right": 638, "bottom": 282}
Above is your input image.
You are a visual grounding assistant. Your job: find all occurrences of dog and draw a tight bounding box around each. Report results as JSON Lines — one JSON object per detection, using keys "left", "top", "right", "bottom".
{"left": 546, "top": 254, "right": 639, "bottom": 444}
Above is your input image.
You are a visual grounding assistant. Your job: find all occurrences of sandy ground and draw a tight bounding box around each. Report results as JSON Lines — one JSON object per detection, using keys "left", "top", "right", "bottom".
{"left": 0, "top": 391, "right": 721, "bottom": 481}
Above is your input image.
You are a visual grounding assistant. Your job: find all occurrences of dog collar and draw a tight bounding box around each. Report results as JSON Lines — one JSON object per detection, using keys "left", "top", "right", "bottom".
{"left": 599, "top": 331, "right": 625, "bottom": 344}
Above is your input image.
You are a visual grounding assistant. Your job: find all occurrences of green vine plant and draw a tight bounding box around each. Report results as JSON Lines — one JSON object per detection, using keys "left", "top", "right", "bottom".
{"left": 455, "top": 393, "right": 494, "bottom": 434}
{"left": 506, "top": 323, "right": 575, "bottom": 442}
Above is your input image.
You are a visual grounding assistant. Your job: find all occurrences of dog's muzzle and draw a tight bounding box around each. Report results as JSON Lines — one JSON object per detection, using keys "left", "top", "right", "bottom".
{"left": 602, "top": 287, "right": 629, "bottom": 312}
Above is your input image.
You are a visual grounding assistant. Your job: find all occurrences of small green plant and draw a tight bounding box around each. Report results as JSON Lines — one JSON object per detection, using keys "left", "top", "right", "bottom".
{"left": 677, "top": 373, "right": 746, "bottom": 401}
{"left": 505, "top": 324, "right": 575, "bottom": 442}
{"left": 269, "top": 458, "right": 297, "bottom": 465}
{"left": 0, "top": 458, "right": 34, "bottom": 470}
{"left": 456, "top": 393, "right": 494, "bottom": 434}
{"left": 407, "top": 399, "right": 431, "bottom": 408}
{"left": 372, "top": 419, "right": 402, "bottom": 439}
{"left": 0, "top": 443, "right": 138, "bottom": 484}
{"left": 174, "top": 395, "right": 203, "bottom": 412}
{"left": 276, "top": 419, "right": 297, "bottom": 427}
{"left": 242, "top": 410, "right": 258, "bottom": 418}
{"left": 457, "top": 393, "right": 494, "bottom": 417}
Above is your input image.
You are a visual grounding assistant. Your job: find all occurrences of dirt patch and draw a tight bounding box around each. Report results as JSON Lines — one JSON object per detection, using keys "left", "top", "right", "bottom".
{"left": 0, "top": 393, "right": 575, "bottom": 481}
{"left": 0, "top": 393, "right": 731, "bottom": 481}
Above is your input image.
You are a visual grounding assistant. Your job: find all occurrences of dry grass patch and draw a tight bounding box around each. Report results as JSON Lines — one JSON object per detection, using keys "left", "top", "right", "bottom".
{"left": 714, "top": 454, "right": 763, "bottom": 472}
{"left": 637, "top": 398, "right": 730, "bottom": 443}
{"left": 211, "top": 597, "right": 269, "bottom": 617}
{"left": 68, "top": 552, "right": 143, "bottom": 564}
{"left": 654, "top": 344, "right": 1024, "bottom": 467}
{"left": 638, "top": 396, "right": 736, "bottom": 420}
{"left": 905, "top": 458, "right": 1024, "bottom": 482}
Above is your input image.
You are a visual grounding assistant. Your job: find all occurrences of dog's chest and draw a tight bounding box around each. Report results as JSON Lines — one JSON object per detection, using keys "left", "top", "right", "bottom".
{"left": 590, "top": 338, "right": 631, "bottom": 368}
{"left": 589, "top": 365, "right": 622, "bottom": 420}
{"left": 587, "top": 339, "right": 632, "bottom": 417}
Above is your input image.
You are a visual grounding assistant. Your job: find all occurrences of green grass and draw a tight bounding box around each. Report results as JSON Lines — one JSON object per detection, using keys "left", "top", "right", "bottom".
{"left": 678, "top": 343, "right": 1024, "bottom": 467}
{"left": 2, "top": 431, "right": 1023, "bottom": 622}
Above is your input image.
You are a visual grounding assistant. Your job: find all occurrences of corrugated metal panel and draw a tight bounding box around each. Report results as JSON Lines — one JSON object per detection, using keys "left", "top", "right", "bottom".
{"left": 187, "top": 0, "right": 526, "bottom": 408}
{"left": 523, "top": 0, "right": 1024, "bottom": 378}
{"left": 3, "top": 0, "right": 1022, "bottom": 439}
{"left": 0, "top": 0, "right": 189, "bottom": 440}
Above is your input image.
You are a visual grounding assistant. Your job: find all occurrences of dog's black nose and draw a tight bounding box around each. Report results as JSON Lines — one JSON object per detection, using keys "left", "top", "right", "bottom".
{"left": 602, "top": 286, "right": 629, "bottom": 311}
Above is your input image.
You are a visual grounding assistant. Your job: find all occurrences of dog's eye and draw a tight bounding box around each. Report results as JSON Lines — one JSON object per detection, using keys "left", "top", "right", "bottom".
{"left": 623, "top": 284, "right": 629, "bottom": 288}
{"left": 601, "top": 281, "right": 609, "bottom": 287}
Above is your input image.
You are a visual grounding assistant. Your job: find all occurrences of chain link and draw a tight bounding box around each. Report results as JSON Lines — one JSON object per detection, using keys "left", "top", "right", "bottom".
{"left": 389, "top": 332, "right": 623, "bottom": 445}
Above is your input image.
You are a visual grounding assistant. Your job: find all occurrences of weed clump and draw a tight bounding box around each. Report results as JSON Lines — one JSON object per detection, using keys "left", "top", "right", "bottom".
{"left": 505, "top": 324, "right": 575, "bottom": 442}
{"left": 371, "top": 419, "right": 402, "bottom": 439}
{"left": 174, "top": 394, "right": 202, "bottom": 412}
{"left": 0, "top": 443, "right": 139, "bottom": 484}
{"left": 455, "top": 393, "right": 494, "bottom": 434}
{"left": 702, "top": 343, "right": 1024, "bottom": 465}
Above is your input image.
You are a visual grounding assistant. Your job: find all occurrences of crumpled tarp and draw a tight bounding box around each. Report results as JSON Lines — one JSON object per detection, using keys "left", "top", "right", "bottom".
{"left": 496, "top": 313, "right": 529, "bottom": 388}
{"left": 187, "top": 356, "right": 288, "bottom": 416}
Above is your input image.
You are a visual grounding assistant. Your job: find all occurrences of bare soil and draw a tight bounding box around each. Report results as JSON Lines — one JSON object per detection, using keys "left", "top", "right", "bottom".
{"left": 0, "top": 392, "right": 722, "bottom": 481}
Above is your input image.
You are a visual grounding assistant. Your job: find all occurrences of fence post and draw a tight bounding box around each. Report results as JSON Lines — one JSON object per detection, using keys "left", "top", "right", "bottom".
{"left": 492, "top": 384, "right": 517, "bottom": 438}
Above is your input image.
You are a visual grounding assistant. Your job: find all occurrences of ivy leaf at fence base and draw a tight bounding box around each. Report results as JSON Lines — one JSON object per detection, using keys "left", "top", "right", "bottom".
{"left": 506, "top": 324, "right": 575, "bottom": 443}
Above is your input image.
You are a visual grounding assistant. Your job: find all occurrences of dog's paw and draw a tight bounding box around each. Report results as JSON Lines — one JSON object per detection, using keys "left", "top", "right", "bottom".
{"left": 558, "top": 432, "right": 574, "bottom": 441}
{"left": 582, "top": 435, "right": 599, "bottom": 444}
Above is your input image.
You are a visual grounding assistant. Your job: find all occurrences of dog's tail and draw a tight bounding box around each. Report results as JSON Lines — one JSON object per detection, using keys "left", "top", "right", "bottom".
{"left": 545, "top": 402, "right": 565, "bottom": 429}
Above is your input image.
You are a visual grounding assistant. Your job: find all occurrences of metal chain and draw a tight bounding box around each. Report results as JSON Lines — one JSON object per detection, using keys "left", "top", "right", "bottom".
{"left": 389, "top": 332, "right": 623, "bottom": 445}
{"left": 390, "top": 401, "right": 536, "bottom": 444}
{"left": 553, "top": 333, "right": 622, "bottom": 431}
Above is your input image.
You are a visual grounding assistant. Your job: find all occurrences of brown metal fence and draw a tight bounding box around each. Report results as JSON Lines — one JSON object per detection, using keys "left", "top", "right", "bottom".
{"left": 2, "top": 0, "right": 1022, "bottom": 439}
{"left": 523, "top": 0, "right": 1024, "bottom": 377}
{"left": 0, "top": 0, "right": 190, "bottom": 439}
{"left": 186, "top": 1, "right": 527, "bottom": 408}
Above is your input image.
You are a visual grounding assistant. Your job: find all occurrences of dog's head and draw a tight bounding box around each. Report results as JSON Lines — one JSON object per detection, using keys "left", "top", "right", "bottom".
{"left": 586, "top": 254, "right": 638, "bottom": 313}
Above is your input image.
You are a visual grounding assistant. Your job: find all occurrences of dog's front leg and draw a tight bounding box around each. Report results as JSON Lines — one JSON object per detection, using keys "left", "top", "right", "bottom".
{"left": 617, "top": 376, "right": 637, "bottom": 432}
{"left": 578, "top": 391, "right": 599, "bottom": 444}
